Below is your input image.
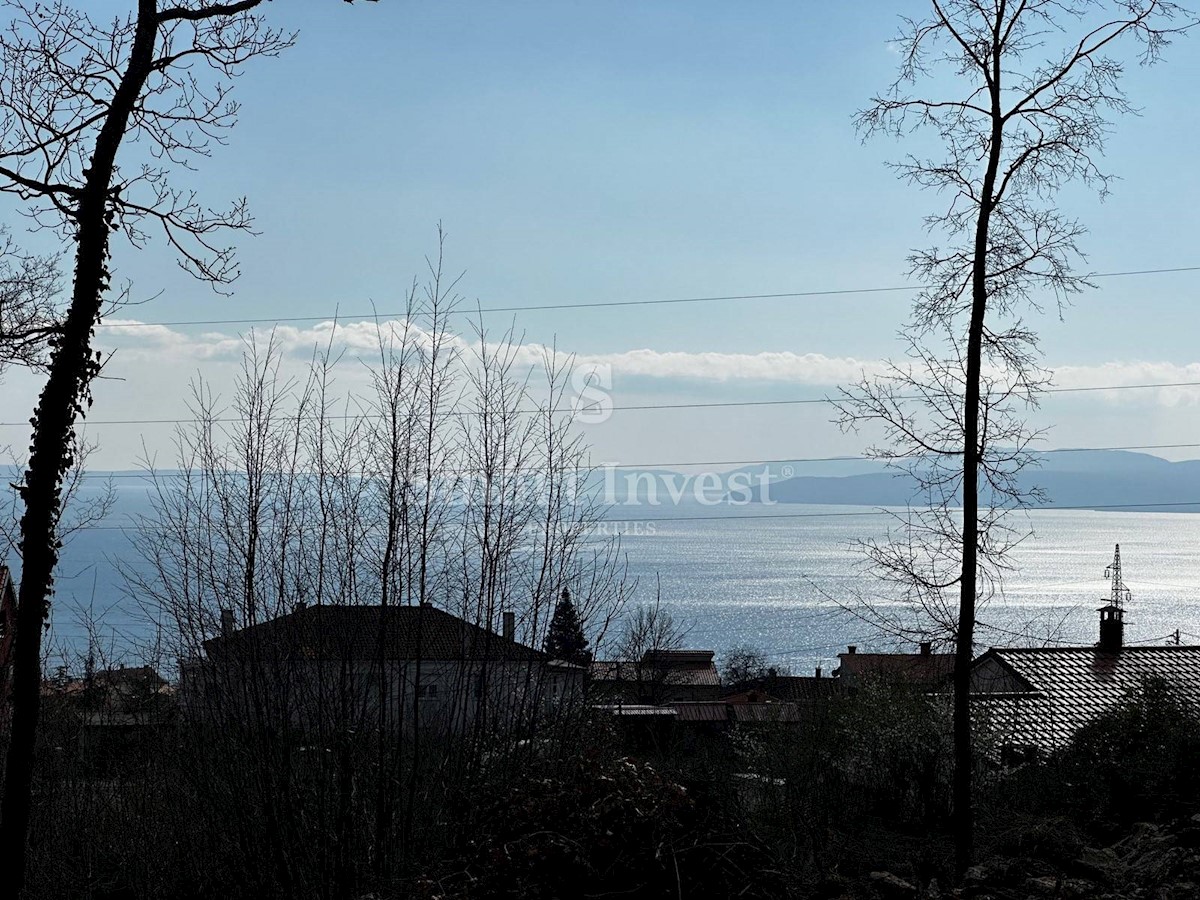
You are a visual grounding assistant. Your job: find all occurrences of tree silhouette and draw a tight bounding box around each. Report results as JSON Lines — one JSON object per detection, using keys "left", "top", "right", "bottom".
{"left": 0, "top": 2, "right": 296, "bottom": 891}
{"left": 0, "top": 232, "right": 61, "bottom": 379}
{"left": 844, "top": 0, "right": 1192, "bottom": 875}
{"left": 543, "top": 587, "right": 591, "bottom": 665}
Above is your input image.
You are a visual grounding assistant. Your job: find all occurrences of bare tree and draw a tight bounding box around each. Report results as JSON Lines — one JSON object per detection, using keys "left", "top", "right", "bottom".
{"left": 841, "top": 0, "right": 1191, "bottom": 874}
{"left": 0, "top": 230, "right": 60, "bottom": 377}
{"left": 121, "top": 256, "right": 631, "bottom": 889}
{"left": 0, "top": 1, "right": 294, "bottom": 887}
{"left": 612, "top": 587, "right": 689, "bottom": 704}
{"left": 721, "top": 643, "right": 771, "bottom": 686}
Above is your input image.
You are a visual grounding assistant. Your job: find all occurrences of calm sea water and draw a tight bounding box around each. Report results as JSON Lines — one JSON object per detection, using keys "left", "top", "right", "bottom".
{"left": 38, "top": 504, "right": 1200, "bottom": 675}
{"left": 606, "top": 506, "right": 1200, "bottom": 674}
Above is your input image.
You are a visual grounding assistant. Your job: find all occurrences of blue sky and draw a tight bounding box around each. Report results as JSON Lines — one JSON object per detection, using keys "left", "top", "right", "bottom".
{"left": 3, "top": 0, "right": 1200, "bottom": 470}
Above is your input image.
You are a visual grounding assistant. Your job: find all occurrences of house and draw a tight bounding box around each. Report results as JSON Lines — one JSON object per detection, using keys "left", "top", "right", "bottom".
{"left": 0, "top": 565, "right": 15, "bottom": 710}
{"left": 722, "top": 670, "right": 845, "bottom": 728}
{"left": 41, "top": 665, "right": 175, "bottom": 766}
{"left": 45, "top": 664, "right": 173, "bottom": 723}
{"left": 595, "top": 663, "right": 816, "bottom": 742}
{"left": 971, "top": 543, "right": 1200, "bottom": 753}
{"left": 590, "top": 649, "right": 721, "bottom": 704}
{"left": 722, "top": 669, "right": 844, "bottom": 704}
{"left": 834, "top": 641, "right": 955, "bottom": 689}
{"left": 183, "top": 603, "right": 584, "bottom": 734}
{"left": 971, "top": 606, "right": 1200, "bottom": 752}
{"left": 598, "top": 699, "right": 806, "bottom": 726}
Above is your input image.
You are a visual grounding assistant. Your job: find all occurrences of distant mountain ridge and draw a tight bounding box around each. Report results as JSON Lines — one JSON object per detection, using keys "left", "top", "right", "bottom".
{"left": 4, "top": 451, "right": 1198, "bottom": 527}
{"left": 755, "top": 450, "right": 1200, "bottom": 513}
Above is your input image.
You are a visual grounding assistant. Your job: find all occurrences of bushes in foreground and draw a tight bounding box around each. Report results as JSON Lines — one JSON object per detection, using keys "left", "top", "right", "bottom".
{"left": 16, "top": 677, "right": 1200, "bottom": 898}
{"left": 424, "top": 736, "right": 787, "bottom": 900}
{"left": 982, "top": 675, "right": 1200, "bottom": 846}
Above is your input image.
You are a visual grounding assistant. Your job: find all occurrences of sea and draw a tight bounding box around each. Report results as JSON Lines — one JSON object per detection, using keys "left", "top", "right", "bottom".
{"left": 607, "top": 506, "right": 1200, "bottom": 673}
{"left": 30, "top": 499, "right": 1200, "bottom": 676}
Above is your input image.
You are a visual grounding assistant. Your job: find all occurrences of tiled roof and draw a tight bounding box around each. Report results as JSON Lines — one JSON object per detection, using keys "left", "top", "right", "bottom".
{"left": 643, "top": 650, "right": 714, "bottom": 667}
{"left": 593, "top": 704, "right": 678, "bottom": 717}
{"left": 971, "top": 645, "right": 1200, "bottom": 750}
{"left": 590, "top": 660, "right": 628, "bottom": 680}
{"left": 673, "top": 701, "right": 732, "bottom": 723}
{"left": 722, "top": 675, "right": 844, "bottom": 703}
{"left": 590, "top": 650, "right": 720, "bottom": 687}
{"left": 837, "top": 651, "right": 956, "bottom": 686}
{"left": 204, "top": 604, "right": 545, "bottom": 663}
{"left": 731, "top": 703, "right": 804, "bottom": 723}
{"left": 595, "top": 700, "right": 803, "bottom": 723}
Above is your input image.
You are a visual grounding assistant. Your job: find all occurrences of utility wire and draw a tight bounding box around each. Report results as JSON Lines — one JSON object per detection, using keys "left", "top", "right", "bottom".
{"left": 2, "top": 376, "right": 1198, "bottom": 429}
{"left": 46, "top": 497, "right": 1200, "bottom": 529}
{"left": 11, "top": 440, "right": 1200, "bottom": 481}
{"left": 90, "top": 264, "right": 1200, "bottom": 330}
{"left": 591, "top": 499, "right": 1200, "bottom": 523}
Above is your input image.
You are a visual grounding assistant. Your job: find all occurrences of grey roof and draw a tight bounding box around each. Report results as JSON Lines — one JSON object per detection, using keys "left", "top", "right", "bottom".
{"left": 643, "top": 650, "right": 715, "bottom": 667}
{"left": 594, "top": 700, "right": 803, "bottom": 724}
{"left": 722, "top": 675, "right": 844, "bottom": 703}
{"left": 971, "top": 645, "right": 1200, "bottom": 750}
{"left": 731, "top": 703, "right": 804, "bottom": 723}
{"left": 590, "top": 649, "right": 720, "bottom": 686}
{"left": 673, "top": 701, "right": 731, "bottom": 723}
{"left": 204, "top": 604, "right": 545, "bottom": 663}
{"left": 837, "top": 650, "right": 955, "bottom": 686}
{"left": 593, "top": 704, "right": 678, "bottom": 717}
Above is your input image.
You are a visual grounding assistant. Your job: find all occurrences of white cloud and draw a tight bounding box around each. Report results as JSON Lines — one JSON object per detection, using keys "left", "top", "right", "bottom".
{"left": 95, "top": 318, "right": 879, "bottom": 386}
{"left": 572, "top": 347, "right": 877, "bottom": 384}
{"left": 89, "top": 318, "right": 1200, "bottom": 398}
{"left": 6, "top": 318, "right": 1200, "bottom": 470}
{"left": 1052, "top": 361, "right": 1200, "bottom": 406}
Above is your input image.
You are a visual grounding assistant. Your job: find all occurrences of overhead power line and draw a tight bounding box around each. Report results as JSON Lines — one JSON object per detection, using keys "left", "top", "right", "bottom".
{"left": 92, "top": 264, "right": 1200, "bottom": 330}
{"left": 590, "top": 442, "right": 1200, "bottom": 468}
{"left": 8, "top": 440, "right": 1200, "bottom": 482}
{"left": 40, "top": 496, "right": 1200, "bottom": 529}
{"left": 587, "top": 499, "right": 1200, "bottom": 523}
{"left": 2, "top": 376, "right": 1197, "bottom": 429}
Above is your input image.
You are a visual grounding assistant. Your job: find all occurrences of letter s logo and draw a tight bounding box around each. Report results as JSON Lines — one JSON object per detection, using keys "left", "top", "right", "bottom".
{"left": 572, "top": 364, "right": 613, "bottom": 424}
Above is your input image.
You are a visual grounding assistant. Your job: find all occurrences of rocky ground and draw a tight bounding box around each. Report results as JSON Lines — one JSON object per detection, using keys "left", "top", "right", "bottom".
{"left": 825, "top": 813, "right": 1200, "bottom": 900}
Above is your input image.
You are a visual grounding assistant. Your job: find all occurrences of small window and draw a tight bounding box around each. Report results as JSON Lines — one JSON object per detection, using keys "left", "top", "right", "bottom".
{"left": 417, "top": 683, "right": 439, "bottom": 698}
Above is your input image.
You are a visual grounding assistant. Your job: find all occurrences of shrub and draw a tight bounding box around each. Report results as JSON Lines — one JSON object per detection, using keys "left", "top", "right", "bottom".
{"left": 1052, "top": 675, "right": 1200, "bottom": 835}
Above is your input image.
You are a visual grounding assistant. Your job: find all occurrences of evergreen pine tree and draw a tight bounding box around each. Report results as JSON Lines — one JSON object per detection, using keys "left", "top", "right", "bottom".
{"left": 543, "top": 587, "right": 591, "bottom": 664}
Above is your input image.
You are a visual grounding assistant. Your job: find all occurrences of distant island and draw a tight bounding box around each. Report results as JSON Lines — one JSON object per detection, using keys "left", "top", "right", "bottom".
{"left": 758, "top": 450, "right": 1200, "bottom": 514}
{"left": 595, "top": 450, "right": 1200, "bottom": 514}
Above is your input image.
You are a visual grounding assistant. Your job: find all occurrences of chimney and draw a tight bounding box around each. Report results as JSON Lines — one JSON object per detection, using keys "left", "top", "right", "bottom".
{"left": 846, "top": 645, "right": 856, "bottom": 655}
{"left": 219, "top": 608, "right": 234, "bottom": 638}
{"left": 1098, "top": 604, "right": 1124, "bottom": 651}
{"left": 502, "top": 611, "right": 515, "bottom": 642}
{"left": 919, "top": 641, "right": 932, "bottom": 656}
{"left": 815, "top": 666, "right": 822, "bottom": 678}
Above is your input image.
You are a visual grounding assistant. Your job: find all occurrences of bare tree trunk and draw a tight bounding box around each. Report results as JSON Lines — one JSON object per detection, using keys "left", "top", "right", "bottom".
{"left": 848, "top": 1, "right": 1187, "bottom": 876}
{"left": 0, "top": 4, "right": 158, "bottom": 884}
{"left": 954, "top": 36, "right": 1004, "bottom": 874}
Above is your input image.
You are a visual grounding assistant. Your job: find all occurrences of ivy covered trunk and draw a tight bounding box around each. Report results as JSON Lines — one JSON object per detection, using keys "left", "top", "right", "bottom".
{"left": 0, "top": 3, "right": 158, "bottom": 890}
